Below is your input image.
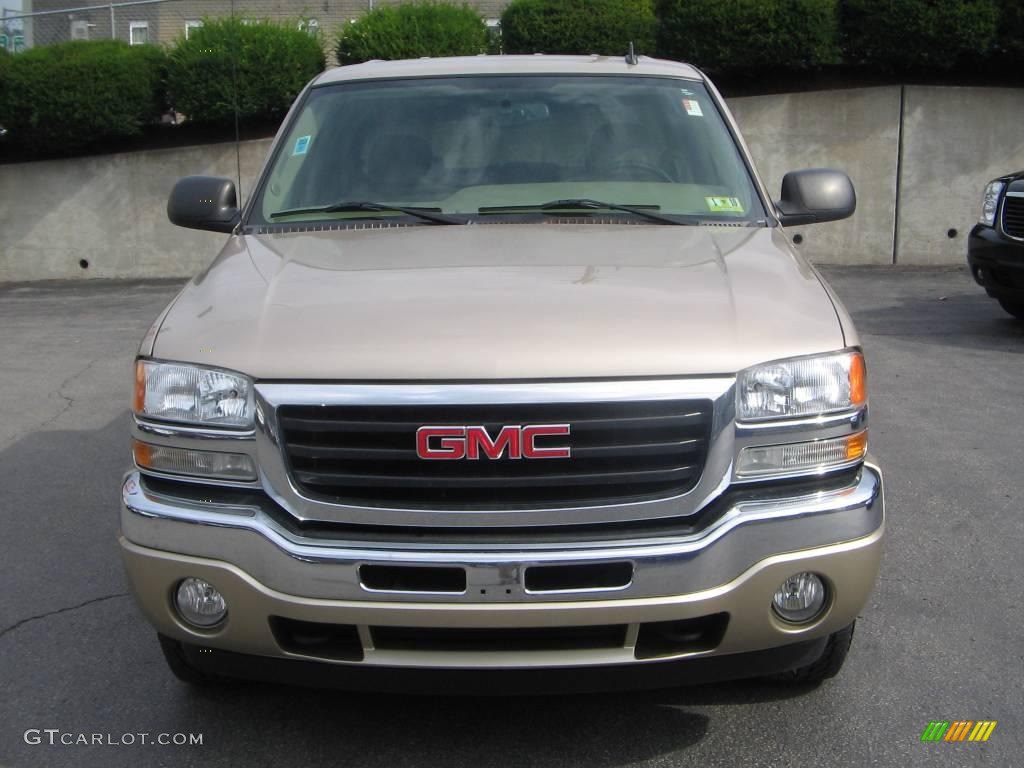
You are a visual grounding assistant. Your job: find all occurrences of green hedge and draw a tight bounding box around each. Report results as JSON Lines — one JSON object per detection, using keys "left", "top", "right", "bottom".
{"left": 167, "top": 17, "right": 325, "bottom": 124}
{"left": 2, "top": 1, "right": 1019, "bottom": 159}
{"left": 336, "top": 3, "right": 489, "bottom": 65}
{"left": 0, "top": 40, "right": 165, "bottom": 154}
{"left": 501, "top": 0, "right": 657, "bottom": 56}
{"left": 131, "top": 42, "right": 170, "bottom": 125}
{"left": 997, "top": 0, "right": 1024, "bottom": 65}
{"left": 0, "top": 48, "right": 10, "bottom": 118}
{"left": 842, "top": 0, "right": 1000, "bottom": 72}
{"left": 657, "top": 0, "right": 839, "bottom": 73}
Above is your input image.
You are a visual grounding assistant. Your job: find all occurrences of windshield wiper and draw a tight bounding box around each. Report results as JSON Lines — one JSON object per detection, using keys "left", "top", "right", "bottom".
{"left": 478, "top": 199, "right": 692, "bottom": 225}
{"left": 270, "top": 201, "right": 462, "bottom": 225}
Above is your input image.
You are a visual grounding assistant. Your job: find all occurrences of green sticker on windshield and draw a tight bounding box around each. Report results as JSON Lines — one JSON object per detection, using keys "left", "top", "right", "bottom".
{"left": 705, "top": 196, "right": 744, "bottom": 213}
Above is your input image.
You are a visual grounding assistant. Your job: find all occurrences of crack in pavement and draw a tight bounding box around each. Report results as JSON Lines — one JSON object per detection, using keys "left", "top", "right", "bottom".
{"left": 0, "top": 357, "right": 103, "bottom": 451}
{"left": 0, "top": 592, "right": 129, "bottom": 642}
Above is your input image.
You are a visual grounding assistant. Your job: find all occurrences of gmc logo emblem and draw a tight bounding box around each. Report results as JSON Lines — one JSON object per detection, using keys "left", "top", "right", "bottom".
{"left": 416, "top": 424, "right": 571, "bottom": 460}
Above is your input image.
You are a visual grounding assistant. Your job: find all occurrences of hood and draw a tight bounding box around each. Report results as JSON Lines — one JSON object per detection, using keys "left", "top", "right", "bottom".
{"left": 150, "top": 223, "right": 846, "bottom": 380}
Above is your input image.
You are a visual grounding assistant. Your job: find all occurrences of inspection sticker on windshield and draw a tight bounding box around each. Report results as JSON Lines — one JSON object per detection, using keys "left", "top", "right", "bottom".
{"left": 292, "top": 135, "right": 311, "bottom": 156}
{"left": 682, "top": 98, "right": 703, "bottom": 117}
{"left": 705, "top": 196, "right": 744, "bottom": 213}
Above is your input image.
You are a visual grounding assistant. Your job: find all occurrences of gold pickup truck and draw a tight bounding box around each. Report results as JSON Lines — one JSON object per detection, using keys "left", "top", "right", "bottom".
{"left": 121, "top": 54, "right": 883, "bottom": 693}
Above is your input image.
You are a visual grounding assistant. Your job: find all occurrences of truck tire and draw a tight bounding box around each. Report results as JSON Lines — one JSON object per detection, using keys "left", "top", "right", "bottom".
{"left": 768, "top": 621, "right": 855, "bottom": 684}
{"left": 157, "top": 633, "right": 226, "bottom": 687}
{"left": 997, "top": 299, "right": 1024, "bottom": 321}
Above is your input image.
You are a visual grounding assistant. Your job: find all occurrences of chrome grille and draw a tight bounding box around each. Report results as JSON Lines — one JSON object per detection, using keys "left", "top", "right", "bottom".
{"left": 1003, "top": 195, "right": 1024, "bottom": 239}
{"left": 278, "top": 400, "right": 713, "bottom": 510}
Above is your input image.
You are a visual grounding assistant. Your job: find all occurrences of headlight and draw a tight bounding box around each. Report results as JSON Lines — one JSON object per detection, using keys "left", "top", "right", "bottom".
{"left": 737, "top": 350, "right": 866, "bottom": 422}
{"left": 979, "top": 181, "right": 1004, "bottom": 226}
{"left": 134, "top": 360, "right": 254, "bottom": 428}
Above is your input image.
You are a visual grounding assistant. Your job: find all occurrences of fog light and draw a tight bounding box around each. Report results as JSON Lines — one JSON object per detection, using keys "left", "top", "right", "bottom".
{"left": 174, "top": 577, "right": 227, "bottom": 628}
{"left": 772, "top": 572, "right": 826, "bottom": 624}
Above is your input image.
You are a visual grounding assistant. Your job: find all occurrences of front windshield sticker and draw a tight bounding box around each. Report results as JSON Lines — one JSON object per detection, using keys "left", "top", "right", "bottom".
{"left": 292, "top": 135, "right": 312, "bottom": 156}
{"left": 705, "top": 196, "right": 744, "bottom": 213}
{"left": 682, "top": 98, "right": 703, "bottom": 117}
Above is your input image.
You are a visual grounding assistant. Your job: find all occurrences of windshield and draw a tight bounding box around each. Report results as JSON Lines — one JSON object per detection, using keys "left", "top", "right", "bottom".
{"left": 251, "top": 75, "right": 767, "bottom": 226}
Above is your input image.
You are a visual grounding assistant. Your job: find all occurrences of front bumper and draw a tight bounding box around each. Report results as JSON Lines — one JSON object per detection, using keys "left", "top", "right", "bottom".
{"left": 968, "top": 224, "right": 1024, "bottom": 300}
{"left": 120, "top": 464, "right": 883, "bottom": 672}
{"left": 172, "top": 632, "right": 833, "bottom": 694}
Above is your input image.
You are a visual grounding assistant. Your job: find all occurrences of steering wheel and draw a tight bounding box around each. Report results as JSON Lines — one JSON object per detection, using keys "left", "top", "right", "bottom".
{"left": 601, "top": 160, "right": 675, "bottom": 183}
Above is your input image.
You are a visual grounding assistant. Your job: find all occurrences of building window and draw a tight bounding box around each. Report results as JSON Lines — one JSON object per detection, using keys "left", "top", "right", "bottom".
{"left": 129, "top": 21, "right": 149, "bottom": 45}
{"left": 184, "top": 20, "right": 202, "bottom": 39}
{"left": 485, "top": 18, "right": 501, "bottom": 48}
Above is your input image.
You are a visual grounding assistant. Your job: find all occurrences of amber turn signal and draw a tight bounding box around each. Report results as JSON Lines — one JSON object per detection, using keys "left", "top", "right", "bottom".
{"left": 132, "top": 439, "right": 257, "bottom": 481}
{"left": 845, "top": 430, "right": 868, "bottom": 462}
{"left": 736, "top": 430, "right": 868, "bottom": 479}
{"left": 849, "top": 352, "right": 867, "bottom": 407}
{"left": 133, "top": 359, "right": 146, "bottom": 414}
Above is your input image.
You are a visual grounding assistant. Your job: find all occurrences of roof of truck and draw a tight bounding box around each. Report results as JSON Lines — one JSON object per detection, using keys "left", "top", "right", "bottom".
{"left": 314, "top": 55, "right": 704, "bottom": 86}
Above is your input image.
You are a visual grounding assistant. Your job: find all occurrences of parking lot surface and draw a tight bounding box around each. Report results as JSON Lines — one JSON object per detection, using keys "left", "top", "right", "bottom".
{"left": 0, "top": 266, "right": 1021, "bottom": 767}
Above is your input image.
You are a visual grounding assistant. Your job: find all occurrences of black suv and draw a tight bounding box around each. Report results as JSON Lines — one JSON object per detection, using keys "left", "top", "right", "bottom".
{"left": 969, "top": 171, "right": 1024, "bottom": 320}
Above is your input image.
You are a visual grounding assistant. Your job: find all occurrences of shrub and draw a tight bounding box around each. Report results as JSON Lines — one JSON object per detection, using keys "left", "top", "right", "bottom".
{"left": 842, "top": 0, "right": 1000, "bottom": 73}
{"left": 0, "top": 48, "right": 10, "bottom": 115}
{"left": 336, "top": 2, "right": 488, "bottom": 65}
{"left": 657, "top": 0, "right": 840, "bottom": 73}
{"left": 501, "top": 0, "right": 657, "bottom": 55}
{"left": 0, "top": 40, "right": 166, "bottom": 155}
{"left": 167, "top": 17, "right": 325, "bottom": 125}
{"left": 993, "top": 0, "right": 1024, "bottom": 67}
{"left": 130, "top": 42, "right": 170, "bottom": 121}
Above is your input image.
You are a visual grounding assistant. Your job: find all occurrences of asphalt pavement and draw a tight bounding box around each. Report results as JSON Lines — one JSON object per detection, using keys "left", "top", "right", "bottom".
{"left": 0, "top": 266, "right": 1022, "bottom": 768}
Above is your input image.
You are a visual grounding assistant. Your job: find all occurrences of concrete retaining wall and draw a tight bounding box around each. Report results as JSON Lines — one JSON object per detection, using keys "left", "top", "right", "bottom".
{"left": 895, "top": 87, "right": 1024, "bottom": 265}
{"left": 1, "top": 85, "right": 1022, "bottom": 280}
{"left": 0, "top": 139, "right": 272, "bottom": 281}
{"left": 729, "top": 87, "right": 901, "bottom": 265}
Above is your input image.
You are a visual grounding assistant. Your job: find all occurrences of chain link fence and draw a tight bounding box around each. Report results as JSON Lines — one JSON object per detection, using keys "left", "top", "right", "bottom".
{"left": 1, "top": 0, "right": 507, "bottom": 54}
{"left": 6, "top": 0, "right": 343, "bottom": 52}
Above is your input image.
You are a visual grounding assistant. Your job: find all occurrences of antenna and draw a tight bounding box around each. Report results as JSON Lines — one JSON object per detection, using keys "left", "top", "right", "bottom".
{"left": 625, "top": 41, "right": 638, "bottom": 66}
{"left": 230, "top": 0, "right": 242, "bottom": 205}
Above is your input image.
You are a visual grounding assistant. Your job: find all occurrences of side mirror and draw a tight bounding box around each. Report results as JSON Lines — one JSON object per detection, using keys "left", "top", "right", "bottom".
{"left": 167, "top": 176, "right": 240, "bottom": 233}
{"left": 776, "top": 168, "right": 856, "bottom": 226}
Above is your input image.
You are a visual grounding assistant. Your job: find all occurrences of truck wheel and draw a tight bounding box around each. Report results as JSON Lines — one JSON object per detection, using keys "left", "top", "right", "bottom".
{"left": 768, "top": 621, "right": 855, "bottom": 684}
{"left": 997, "top": 299, "right": 1024, "bottom": 321}
{"left": 157, "top": 633, "right": 225, "bottom": 687}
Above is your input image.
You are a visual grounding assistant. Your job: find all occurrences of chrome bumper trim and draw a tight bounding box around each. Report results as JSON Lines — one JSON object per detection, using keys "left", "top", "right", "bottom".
{"left": 121, "top": 463, "right": 883, "bottom": 603}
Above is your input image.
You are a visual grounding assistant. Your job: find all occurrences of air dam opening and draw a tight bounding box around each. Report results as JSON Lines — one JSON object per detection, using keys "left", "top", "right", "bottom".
{"left": 269, "top": 617, "right": 363, "bottom": 661}
{"left": 525, "top": 561, "right": 633, "bottom": 592}
{"left": 371, "top": 625, "right": 629, "bottom": 653}
{"left": 634, "top": 613, "right": 729, "bottom": 660}
{"left": 360, "top": 564, "right": 467, "bottom": 594}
